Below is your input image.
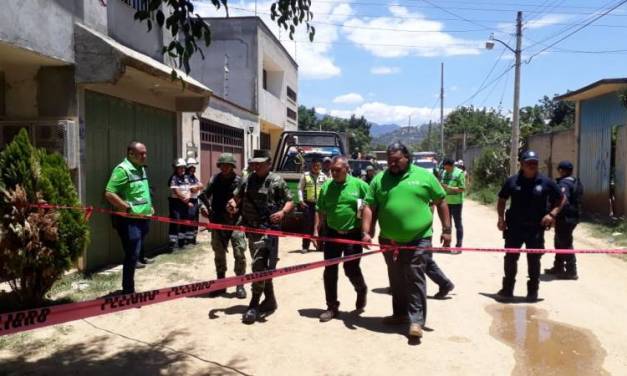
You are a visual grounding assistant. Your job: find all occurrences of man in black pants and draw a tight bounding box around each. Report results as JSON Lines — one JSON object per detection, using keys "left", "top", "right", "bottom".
{"left": 545, "top": 160, "right": 583, "bottom": 280}
{"left": 496, "top": 150, "right": 565, "bottom": 302}
{"left": 315, "top": 156, "right": 369, "bottom": 322}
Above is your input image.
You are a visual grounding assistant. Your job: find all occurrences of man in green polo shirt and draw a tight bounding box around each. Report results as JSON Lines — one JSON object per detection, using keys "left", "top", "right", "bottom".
{"left": 362, "top": 142, "right": 453, "bottom": 340}
{"left": 441, "top": 158, "right": 465, "bottom": 249}
{"left": 105, "top": 141, "right": 154, "bottom": 294}
{"left": 315, "top": 156, "right": 369, "bottom": 322}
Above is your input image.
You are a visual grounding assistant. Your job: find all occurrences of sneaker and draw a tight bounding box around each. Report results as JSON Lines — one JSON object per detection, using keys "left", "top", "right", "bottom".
{"left": 242, "top": 308, "right": 258, "bottom": 324}
{"left": 319, "top": 305, "right": 339, "bottom": 322}
{"left": 408, "top": 323, "right": 423, "bottom": 338}
{"left": 434, "top": 283, "right": 455, "bottom": 299}
{"left": 235, "top": 285, "right": 247, "bottom": 299}
{"left": 382, "top": 315, "right": 410, "bottom": 325}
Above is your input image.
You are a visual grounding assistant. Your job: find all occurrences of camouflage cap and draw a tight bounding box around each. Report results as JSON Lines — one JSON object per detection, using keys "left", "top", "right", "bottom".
{"left": 217, "top": 153, "right": 237, "bottom": 167}
{"left": 251, "top": 149, "right": 272, "bottom": 163}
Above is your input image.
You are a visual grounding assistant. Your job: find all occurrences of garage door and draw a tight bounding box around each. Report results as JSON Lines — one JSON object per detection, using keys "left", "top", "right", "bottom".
{"left": 85, "top": 91, "right": 175, "bottom": 270}
{"left": 200, "top": 119, "right": 244, "bottom": 180}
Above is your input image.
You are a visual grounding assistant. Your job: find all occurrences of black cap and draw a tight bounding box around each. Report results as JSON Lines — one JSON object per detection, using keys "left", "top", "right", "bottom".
{"left": 251, "top": 149, "right": 272, "bottom": 163}
{"left": 519, "top": 150, "right": 539, "bottom": 162}
{"left": 558, "top": 160, "right": 574, "bottom": 170}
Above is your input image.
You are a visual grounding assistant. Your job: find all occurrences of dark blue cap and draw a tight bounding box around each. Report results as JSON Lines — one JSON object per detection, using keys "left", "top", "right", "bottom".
{"left": 558, "top": 160, "right": 574, "bottom": 170}
{"left": 520, "top": 150, "right": 539, "bottom": 162}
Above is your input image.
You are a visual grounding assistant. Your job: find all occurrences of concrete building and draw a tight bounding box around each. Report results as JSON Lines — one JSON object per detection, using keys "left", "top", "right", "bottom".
{"left": 557, "top": 78, "right": 627, "bottom": 217}
{"left": 188, "top": 17, "right": 299, "bottom": 176}
{"left": 0, "top": 0, "right": 212, "bottom": 270}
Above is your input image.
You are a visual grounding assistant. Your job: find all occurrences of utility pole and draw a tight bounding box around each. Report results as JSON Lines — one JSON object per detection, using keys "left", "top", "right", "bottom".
{"left": 485, "top": 11, "right": 523, "bottom": 175}
{"left": 510, "top": 11, "right": 523, "bottom": 175}
{"left": 440, "top": 62, "right": 444, "bottom": 157}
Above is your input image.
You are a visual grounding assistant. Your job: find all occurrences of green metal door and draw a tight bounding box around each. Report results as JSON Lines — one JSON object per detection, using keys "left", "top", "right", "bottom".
{"left": 85, "top": 91, "right": 175, "bottom": 270}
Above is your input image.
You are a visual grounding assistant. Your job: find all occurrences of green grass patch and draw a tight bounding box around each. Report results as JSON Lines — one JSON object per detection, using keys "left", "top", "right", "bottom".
{"left": 468, "top": 184, "right": 499, "bottom": 205}
{"left": 47, "top": 271, "right": 120, "bottom": 302}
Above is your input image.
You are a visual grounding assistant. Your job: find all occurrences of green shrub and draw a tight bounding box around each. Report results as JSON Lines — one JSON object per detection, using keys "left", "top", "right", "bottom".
{"left": 472, "top": 146, "right": 509, "bottom": 189}
{"left": 469, "top": 185, "right": 499, "bottom": 205}
{"left": 0, "top": 129, "right": 89, "bottom": 306}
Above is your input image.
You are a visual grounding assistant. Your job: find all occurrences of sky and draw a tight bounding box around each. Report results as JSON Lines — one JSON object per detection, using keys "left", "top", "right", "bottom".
{"left": 194, "top": 0, "right": 627, "bottom": 125}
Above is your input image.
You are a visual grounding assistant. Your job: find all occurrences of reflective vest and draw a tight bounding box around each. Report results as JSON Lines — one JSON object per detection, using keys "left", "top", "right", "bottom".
{"left": 303, "top": 172, "right": 326, "bottom": 202}
{"left": 117, "top": 159, "right": 153, "bottom": 215}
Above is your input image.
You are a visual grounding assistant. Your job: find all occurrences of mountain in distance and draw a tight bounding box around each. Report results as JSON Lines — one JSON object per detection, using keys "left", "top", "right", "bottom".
{"left": 370, "top": 123, "right": 401, "bottom": 137}
{"left": 371, "top": 124, "right": 431, "bottom": 147}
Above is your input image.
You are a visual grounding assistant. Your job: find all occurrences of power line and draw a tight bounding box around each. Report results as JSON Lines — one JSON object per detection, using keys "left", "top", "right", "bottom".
{"left": 525, "top": 0, "right": 627, "bottom": 62}
{"left": 458, "top": 64, "right": 516, "bottom": 107}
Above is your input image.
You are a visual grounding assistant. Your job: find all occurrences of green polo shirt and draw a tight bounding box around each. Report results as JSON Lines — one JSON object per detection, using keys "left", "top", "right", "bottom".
{"left": 316, "top": 175, "right": 369, "bottom": 232}
{"left": 366, "top": 164, "right": 446, "bottom": 243}
{"left": 441, "top": 166, "right": 465, "bottom": 205}
{"left": 106, "top": 158, "right": 153, "bottom": 215}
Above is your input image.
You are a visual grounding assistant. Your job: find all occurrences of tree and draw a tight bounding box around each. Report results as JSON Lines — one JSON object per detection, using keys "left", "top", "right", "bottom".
{"left": 0, "top": 130, "right": 89, "bottom": 307}
{"left": 135, "top": 0, "right": 315, "bottom": 77}
{"left": 297, "top": 106, "right": 372, "bottom": 154}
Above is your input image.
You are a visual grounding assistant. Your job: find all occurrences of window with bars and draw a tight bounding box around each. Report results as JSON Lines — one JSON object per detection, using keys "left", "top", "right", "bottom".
{"left": 287, "top": 108, "right": 297, "bottom": 121}
{"left": 120, "top": 0, "right": 148, "bottom": 11}
{"left": 200, "top": 120, "right": 244, "bottom": 148}
{"left": 260, "top": 132, "right": 271, "bottom": 151}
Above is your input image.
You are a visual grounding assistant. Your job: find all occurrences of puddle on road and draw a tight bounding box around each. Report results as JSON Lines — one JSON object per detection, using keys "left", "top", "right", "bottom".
{"left": 486, "top": 304, "right": 608, "bottom": 376}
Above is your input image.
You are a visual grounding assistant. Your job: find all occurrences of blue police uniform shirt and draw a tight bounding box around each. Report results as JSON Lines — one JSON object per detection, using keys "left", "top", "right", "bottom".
{"left": 498, "top": 172, "right": 563, "bottom": 227}
{"left": 556, "top": 176, "right": 583, "bottom": 222}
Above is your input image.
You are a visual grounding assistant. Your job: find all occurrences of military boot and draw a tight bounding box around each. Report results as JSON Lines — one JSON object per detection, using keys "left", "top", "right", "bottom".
{"left": 209, "top": 272, "right": 227, "bottom": 297}
{"left": 235, "top": 285, "right": 247, "bottom": 299}
{"left": 526, "top": 280, "right": 539, "bottom": 302}
{"left": 258, "top": 281, "right": 278, "bottom": 313}
{"left": 242, "top": 293, "right": 261, "bottom": 325}
{"left": 319, "top": 302, "right": 340, "bottom": 322}
{"left": 497, "top": 278, "right": 514, "bottom": 300}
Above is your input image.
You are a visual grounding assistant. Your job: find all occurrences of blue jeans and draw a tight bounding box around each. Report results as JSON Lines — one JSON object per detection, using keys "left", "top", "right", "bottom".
{"left": 380, "top": 237, "right": 430, "bottom": 326}
{"left": 116, "top": 218, "right": 150, "bottom": 293}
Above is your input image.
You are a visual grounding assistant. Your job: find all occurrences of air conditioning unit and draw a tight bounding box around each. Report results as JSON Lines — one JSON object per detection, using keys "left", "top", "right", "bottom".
{"left": 0, "top": 120, "right": 79, "bottom": 169}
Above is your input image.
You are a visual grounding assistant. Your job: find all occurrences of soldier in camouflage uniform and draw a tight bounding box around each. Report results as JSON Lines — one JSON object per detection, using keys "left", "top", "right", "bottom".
{"left": 199, "top": 153, "right": 248, "bottom": 299}
{"left": 228, "top": 149, "right": 294, "bottom": 324}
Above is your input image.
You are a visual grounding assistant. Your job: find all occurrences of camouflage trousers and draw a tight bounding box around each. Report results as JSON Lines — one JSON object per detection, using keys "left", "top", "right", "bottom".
{"left": 211, "top": 230, "right": 247, "bottom": 276}
{"left": 247, "top": 233, "right": 279, "bottom": 296}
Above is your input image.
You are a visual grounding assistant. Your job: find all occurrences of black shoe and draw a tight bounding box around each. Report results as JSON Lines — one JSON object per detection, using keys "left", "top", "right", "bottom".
{"left": 319, "top": 303, "right": 340, "bottom": 322}
{"left": 560, "top": 272, "right": 579, "bottom": 280}
{"left": 356, "top": 289, "right": 367, "bottom": 311}
{"left": 526, "top": 291, "right": 539, "bottom": 302}
{"left": 434, "top": 283, "right": 455, "bottom": 299}
{"left": 496, "top": 289, "right": 514, "bottom": 300}
{"left": 236, "top": 285, "right": 247, "bottom": 299}
{"left": 242, "top": 308, "right": 259, "bottom": 324}
{"left": 544, "top": 267, "right": 564, "bottom": 275}
{"left": 139, "top": 258, "right": 154, "bottom": 265}
{"left": 135, "top": 263, "right": 146, "bottom": 269}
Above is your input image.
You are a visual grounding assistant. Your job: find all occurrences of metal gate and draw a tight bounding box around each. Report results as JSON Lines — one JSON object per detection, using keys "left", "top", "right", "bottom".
{"left": 615, "top": 125, "right": 627, "bottom": 217}
{"left": 200, "top": 119, "right": 244, "bottom": 180}
{"left": 85, "top": 91, "right": 175, "bottom": 270}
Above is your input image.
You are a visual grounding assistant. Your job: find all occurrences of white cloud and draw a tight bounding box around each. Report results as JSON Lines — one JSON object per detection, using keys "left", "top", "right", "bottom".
{"left": 193, "top": 0, "right": 351, "bottom": 79}
{"left": 342, "top": 6, "right": 481, "bottom": 58}
{"left": 333, "top": 92, "right": 365, "bottom": 104}
{"left": 370, "top": 66, "right": 401, "bottom": 75}
{"left": 497, "top": 14, "right": 572, "bottom": 32}
{"left": 329, "top": 102, "right": 452, "bottom": 124}
{"left": 315, "top": 107, "right": 328, "bottom": 115}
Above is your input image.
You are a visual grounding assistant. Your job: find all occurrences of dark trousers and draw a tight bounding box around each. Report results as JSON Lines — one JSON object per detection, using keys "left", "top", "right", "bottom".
{"left": 553, "top": 221, "right": 578, "bottom": 273}
{"left": 503, "top": 228, "right": 545, "bottom": 293}
{"left": 185, "top": 198, "right": 199, "bottom": 242}
{"left": 116, "top": 218, "right": 150, "bottom": 293}
{"left": 302, "top": 202, "right": 316, "bottom": 250}
{"left": 448, "top": 203, "right": 464, "bottom": 247}
{"left": 424, "top": 251, "right": 453, "bottom": 289}
{"left": 168, "top": 197, "right": 189, "bottom": 247}
{"left": 323, "top": 229, "right": 367, "bottom": 306}
{"left": 380, "top": 237, "right": 430, "bottom": 326}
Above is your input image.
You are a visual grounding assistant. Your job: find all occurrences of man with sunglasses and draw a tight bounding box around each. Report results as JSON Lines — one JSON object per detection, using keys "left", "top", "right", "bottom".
{"left": 496, "top": 150, "right": 565, "bottom": 302}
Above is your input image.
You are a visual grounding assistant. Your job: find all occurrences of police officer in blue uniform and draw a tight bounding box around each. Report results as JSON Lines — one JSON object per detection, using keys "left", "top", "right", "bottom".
{"left": 496, "top": 150, "right": 565, "bottom": 302}
{"left": 545, "top": 160, "right": 583, "bottom": 280}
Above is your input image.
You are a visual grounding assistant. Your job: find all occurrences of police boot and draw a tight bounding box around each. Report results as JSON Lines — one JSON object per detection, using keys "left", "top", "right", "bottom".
{"left": 526, "top": 280, "right": 539, "bottom": 302}
{"left": 235, "top": 285, "right": 247, "bottom": 299}
{"left": 209, "top": 272, "right": 227, "bottom": 297}
{"left": 319, "top": 301, "right": 340, "bottom": 323}
{"left": 258, "top": 281, "right": 278, "bottom": 313}
{"left": 497, "top": 278, "right": 514, "bottom": 300}
{"left": 243, "top": 293, "right": 261, "bottom": 325}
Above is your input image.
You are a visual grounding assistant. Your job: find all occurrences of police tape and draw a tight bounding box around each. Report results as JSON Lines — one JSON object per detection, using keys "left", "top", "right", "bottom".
{"left": 0, "top": 247, "right": 383, "bottom": 337}
{"left": 1, "top": 202, "right": 625, "bottom": 337}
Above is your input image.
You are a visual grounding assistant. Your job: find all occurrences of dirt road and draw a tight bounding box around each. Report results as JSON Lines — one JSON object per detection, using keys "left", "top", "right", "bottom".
{"left": 1, "top": 200, "right": 626, "bottom": 375}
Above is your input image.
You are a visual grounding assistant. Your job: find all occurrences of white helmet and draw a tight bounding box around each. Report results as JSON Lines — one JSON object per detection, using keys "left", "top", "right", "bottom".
{"left": 186, "top": 157, "right": 199, "bottom": 167}
{"left": 173, "top": 158, "right": 187, "bottom": 168}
